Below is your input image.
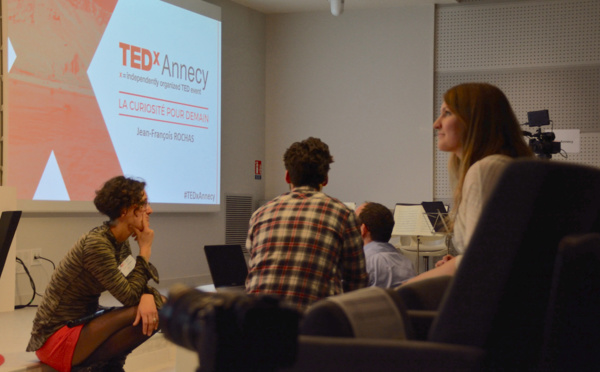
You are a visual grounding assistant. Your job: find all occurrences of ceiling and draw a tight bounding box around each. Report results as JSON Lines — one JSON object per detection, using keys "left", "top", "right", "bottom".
{"left": 229, "top": 0, "right": 460, "bottom": 14}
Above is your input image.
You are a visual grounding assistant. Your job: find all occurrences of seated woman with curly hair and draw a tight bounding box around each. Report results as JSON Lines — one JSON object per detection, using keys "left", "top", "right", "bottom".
{"left": 26, "top": 176, "right": 165, "bottom": 372}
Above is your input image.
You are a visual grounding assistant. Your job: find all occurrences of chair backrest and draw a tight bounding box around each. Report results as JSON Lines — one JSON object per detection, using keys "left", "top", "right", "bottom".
{"left": 429, "top": 159, "right": 600, "bottom": 370}
{"left": 539, "top": 233, "right": 600, "bottom": 371}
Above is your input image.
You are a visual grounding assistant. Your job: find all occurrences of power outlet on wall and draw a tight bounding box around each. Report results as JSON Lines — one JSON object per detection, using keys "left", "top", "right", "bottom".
{"left": 16, "top": 248, "right": 42, "bottom": 274}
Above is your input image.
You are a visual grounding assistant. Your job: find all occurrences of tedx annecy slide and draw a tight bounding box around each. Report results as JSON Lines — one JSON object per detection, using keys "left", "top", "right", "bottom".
{"left": 5, "top": 0, "right": 221, "bottom": 209}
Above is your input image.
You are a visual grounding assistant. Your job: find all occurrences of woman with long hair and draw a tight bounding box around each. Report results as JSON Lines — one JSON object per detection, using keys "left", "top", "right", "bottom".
{"left": 405, "top": 83, "right": 534, "bottom": 283}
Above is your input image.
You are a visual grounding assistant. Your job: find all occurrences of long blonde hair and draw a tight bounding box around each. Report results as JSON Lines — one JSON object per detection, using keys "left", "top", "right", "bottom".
{"left": 443, "top": 83, "right": 534, "bottom": 228}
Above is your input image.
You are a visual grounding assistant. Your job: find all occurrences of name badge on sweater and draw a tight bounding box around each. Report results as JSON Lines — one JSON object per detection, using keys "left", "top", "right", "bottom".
{"left": 119, "top": 255, "right": 136, "bottom": 277}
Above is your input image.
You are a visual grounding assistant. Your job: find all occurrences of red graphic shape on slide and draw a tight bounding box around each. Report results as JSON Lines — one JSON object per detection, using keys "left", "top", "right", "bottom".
{"left": 6, "top": 0, "right": 121, "bottom": 200}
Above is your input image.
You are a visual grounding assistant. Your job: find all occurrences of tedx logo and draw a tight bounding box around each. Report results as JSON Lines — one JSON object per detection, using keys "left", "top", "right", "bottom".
{"left": 119, "top": 42, "right": 160, "bottom": 71}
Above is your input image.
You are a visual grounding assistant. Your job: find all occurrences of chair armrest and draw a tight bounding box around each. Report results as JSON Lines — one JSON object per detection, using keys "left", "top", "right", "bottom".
{"left": 395, "top": 275, "right": 453, "bottom": 310}
{"left": 280, "top": 335, "right": 485, "bottom": 372}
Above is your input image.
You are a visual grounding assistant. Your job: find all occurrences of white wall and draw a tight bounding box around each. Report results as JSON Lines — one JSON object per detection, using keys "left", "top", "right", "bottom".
{"left": 433, "top": 0, "right": 600, "bottom": 202}
{"left": 264, "top": 6, "right": 435, "bottom": 208}
{"left": 14, "top": 0, "right": 267, "bottom": 304}
{"left": 0, "top": 187, "right": 17, "bottom": 311}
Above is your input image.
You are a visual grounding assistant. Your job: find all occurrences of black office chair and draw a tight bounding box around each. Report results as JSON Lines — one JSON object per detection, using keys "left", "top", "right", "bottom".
{"left": 538, "top": 232, "right": 600, "bottom": 372}
{"left": 282, "top": 159, "right": 600, "bottom": 372}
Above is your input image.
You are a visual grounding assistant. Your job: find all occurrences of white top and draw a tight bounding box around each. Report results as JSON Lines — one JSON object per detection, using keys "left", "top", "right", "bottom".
{"left": 452, "top": 154, "right": 512, "bottom": 265}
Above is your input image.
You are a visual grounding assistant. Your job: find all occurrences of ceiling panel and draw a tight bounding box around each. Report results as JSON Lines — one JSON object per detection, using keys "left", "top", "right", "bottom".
{"left": 230, "top": 0, "right": 459, "bottom": 14}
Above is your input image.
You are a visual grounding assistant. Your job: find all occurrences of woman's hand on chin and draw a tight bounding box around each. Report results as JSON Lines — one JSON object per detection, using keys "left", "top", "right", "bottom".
{"left": 131, "top": 218, "right": 154, "bottom": 261}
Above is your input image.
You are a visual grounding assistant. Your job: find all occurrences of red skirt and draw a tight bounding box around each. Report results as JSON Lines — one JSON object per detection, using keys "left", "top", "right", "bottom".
{"left": 36, "top": 324, "right": 83, "bottom": 372}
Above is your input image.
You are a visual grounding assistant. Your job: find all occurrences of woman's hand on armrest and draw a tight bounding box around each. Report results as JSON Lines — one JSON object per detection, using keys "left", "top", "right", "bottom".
{"left": 435, "top": 254, "right": 455, "bottom": 268}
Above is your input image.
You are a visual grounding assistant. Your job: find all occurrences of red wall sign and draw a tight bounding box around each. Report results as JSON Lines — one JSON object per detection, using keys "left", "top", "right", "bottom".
{"left": 255, "top": 160, "right": 262, "bottom": 180}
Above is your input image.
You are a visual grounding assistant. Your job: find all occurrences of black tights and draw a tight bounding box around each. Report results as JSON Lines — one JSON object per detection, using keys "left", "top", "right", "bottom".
{"left": 72, "top": 306, "right": 155, "bottom": 366}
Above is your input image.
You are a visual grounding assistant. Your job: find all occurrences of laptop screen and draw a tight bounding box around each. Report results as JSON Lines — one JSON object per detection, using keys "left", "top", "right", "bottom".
{"left": 0, "top": 211, "right": 23, "bottom": 279}
{"left": 204, "top": 244, "right": 249, "bottom": 288}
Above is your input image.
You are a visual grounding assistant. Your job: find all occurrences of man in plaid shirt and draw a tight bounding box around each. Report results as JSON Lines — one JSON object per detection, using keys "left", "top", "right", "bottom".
{"left": 245, "top": 137, "right": 368, "bottom": 311}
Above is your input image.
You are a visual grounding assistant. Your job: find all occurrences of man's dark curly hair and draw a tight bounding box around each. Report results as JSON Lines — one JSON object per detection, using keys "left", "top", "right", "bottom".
{"left": 357, "top": 202, "right": 395, "bottom": 242}
{"left": 283, "top": 137, "right": 334, "bottom": 189}
{"left": 94, "top": 176, "right": 146, "bottom": 221}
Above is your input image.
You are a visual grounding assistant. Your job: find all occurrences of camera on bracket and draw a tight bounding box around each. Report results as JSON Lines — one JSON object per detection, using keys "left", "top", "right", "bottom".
{"left": 523, "top": 110, "right": 561, "bottom": 159}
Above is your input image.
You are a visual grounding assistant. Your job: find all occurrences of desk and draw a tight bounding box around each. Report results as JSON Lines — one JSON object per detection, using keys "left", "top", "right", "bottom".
{"left": 395, "top": 234, "right": 448, "bottom": 274}
{"left": 390, "top": 203, "right": 449, "bottom": 273}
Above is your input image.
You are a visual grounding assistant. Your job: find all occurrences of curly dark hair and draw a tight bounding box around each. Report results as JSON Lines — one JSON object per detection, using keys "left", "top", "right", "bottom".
{"left": 283, "top": 137, "right": 334, "bottom": 189}
{"left": 94, "top": 176, "right": 146, "bottom": 221}
{"left": 357, "top": 202, "right": 395, "bottom": 242}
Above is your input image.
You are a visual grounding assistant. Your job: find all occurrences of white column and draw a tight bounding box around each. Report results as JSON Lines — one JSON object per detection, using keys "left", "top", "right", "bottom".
{"left": 0, "top": 187, "right": 18, "bottom": 312}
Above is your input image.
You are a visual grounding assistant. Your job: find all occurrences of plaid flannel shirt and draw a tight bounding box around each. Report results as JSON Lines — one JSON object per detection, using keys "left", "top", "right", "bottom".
{"left": 245, "top": 186, "right": 368, "bottom": 311}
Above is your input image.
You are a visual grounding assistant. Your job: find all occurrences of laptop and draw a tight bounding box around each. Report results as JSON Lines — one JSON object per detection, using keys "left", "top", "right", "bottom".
{"left": 0, "top": 211, "right": 23, "bottom": 280}
{"left": 204, "top": 244, "right": 249, "bottom": 292}
{"left": 421, "top": 201, "right": 449, "bottom": 233}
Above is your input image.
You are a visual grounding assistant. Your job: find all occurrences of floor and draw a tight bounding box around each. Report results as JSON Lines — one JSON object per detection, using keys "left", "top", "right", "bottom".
{"left": 0, "top": 293, "right": 180, "bottom": 372}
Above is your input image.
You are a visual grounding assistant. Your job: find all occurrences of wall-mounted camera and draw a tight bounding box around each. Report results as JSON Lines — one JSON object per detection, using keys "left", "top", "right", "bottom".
{"left": 523, "top": 110, "right": 561, "bottom": 159}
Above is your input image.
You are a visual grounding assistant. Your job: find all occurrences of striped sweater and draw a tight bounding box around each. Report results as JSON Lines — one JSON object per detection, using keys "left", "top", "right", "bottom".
{"left": 26, "top": 224, "right": 162, "bottom": 351}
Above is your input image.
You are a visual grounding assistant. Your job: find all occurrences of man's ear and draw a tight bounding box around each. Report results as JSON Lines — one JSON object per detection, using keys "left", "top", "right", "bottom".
{"left": 360, "top": 223, "right": 368, "bottom": 238}
{"left": 285, "top": 170, "right": 291, "bottom": 184}
{"left": 321, "top": 176, "right": 328, "bottom": 187}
